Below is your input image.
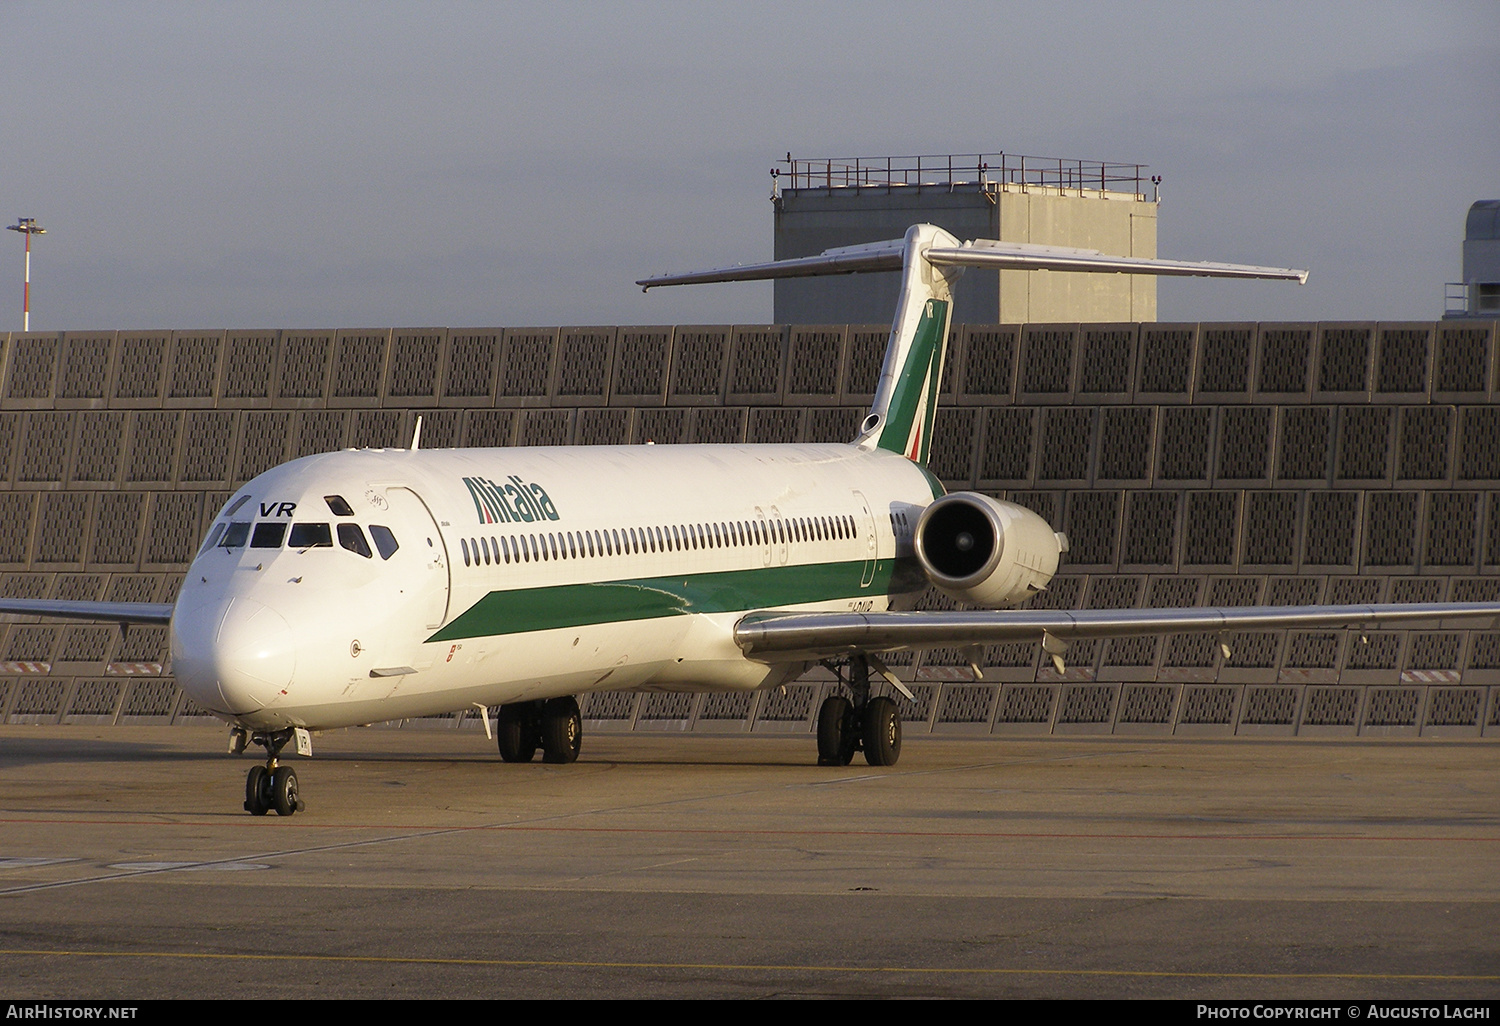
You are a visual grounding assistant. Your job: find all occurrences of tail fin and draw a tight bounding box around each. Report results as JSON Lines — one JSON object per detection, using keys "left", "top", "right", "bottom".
{"left": 637, "top": 223, "right": 1306, "bottom": 465}
{"left": 858, "top": 224, "right": 961, "bottom": 464}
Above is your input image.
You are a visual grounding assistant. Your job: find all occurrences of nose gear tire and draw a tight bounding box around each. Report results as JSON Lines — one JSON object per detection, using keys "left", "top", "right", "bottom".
{"left": 861, "top": 696, "right": 902, "bottom": 767}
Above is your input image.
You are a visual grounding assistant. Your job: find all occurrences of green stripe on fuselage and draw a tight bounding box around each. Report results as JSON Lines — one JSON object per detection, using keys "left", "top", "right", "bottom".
{"left": 426, "top": 558, "right": 916, "bottom": 642}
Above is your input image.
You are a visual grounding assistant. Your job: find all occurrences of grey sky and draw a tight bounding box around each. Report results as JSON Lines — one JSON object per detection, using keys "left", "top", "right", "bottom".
{"left": 2, "top": 1, "right": 1496, "bottom": 331}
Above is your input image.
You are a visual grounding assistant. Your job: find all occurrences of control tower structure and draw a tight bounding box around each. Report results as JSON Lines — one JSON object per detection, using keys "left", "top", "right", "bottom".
{"left": 1445, "top": 200, "right": 1500, "bottom": 319}
{"left": 772, "top": 153, "right": 1160, "bottom": 325}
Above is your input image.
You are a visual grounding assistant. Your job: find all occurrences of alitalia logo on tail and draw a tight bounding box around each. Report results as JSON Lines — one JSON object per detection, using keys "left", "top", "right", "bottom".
{"left": 876, "top": 298, "right": 948, "bottom": 466}
{"left": 463, "top": 475, "right": 561, "bottom": 524}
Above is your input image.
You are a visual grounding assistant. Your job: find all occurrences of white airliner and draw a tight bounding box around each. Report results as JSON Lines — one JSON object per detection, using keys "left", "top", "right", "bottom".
{"left": 5, "top": 224, "right": 1498, "bottom": 817}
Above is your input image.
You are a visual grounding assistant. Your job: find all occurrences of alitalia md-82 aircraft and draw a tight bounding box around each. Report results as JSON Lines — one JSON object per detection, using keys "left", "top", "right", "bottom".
{"left": 6, "top": 224, "right": 1499, "bottom": 817}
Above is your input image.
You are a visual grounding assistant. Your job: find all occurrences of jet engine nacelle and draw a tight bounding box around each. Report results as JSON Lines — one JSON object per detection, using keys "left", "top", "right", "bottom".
{"left": 914, "top": 493, "right": 1064, "bottom": 608}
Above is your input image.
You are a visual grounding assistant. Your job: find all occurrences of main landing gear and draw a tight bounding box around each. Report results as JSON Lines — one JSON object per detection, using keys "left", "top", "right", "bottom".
{"left": 495, "top": 696, "right": 582, "bottom": 764}
{"left": 816, "top": 656, "right": 902, "bottom": 767}
{"left": 241, "top": 728, "right": 305, "bottom": 817}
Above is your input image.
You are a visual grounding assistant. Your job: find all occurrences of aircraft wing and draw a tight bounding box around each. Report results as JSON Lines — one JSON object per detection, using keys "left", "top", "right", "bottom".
{"left": 0, "top": 598, "right": 174, "bottom": 625}
{"left": 734, "top": 603, "right": 1500, "bottom": 664}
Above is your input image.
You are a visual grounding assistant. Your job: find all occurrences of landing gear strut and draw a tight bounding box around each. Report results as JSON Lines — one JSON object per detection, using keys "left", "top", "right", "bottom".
{"left": 242, "top": 728, "right": 305, "bottom": 816}
{"left": 815, "top": 656, "right": 902, "bottom": 767}
{"left": 496, "top": 696, "right": 582, "bottom": 764}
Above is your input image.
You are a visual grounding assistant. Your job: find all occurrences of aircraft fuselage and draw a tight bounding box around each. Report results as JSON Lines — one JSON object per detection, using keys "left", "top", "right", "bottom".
{"left": 170, "top": 442, "right": 940, "bottom": 732}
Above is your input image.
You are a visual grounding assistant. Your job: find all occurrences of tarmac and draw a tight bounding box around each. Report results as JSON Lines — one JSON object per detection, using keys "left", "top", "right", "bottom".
{"left": 0, "top": 724, "right": 1497, "bottom": 1000}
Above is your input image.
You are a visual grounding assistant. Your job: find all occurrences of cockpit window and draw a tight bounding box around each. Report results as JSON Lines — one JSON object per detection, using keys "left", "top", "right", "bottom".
{"left": 338, "top": 523, "right": 373, "bottom": 558}
{"left": 324, "top": 495, "right": 355, "bottom": 517}
{"left": 224, "top": 494, "right": 251, "bottom": 517}
{"left": 220, "top": 522, "right": 251, "bottom": 548}
{"left": 251, "top": 522, "right": 287, "bottom": 548}
{"left": 200, "top": 522, "right": 227, "bottom": 554}
{"left": 289, "top": 523, "right": 333, "bottom": 548}
{"left": 369, "top": 525, "right": 399, "bottom": 560}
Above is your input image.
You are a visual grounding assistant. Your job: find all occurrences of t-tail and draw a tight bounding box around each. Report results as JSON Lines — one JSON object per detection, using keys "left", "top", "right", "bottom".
{"left": 856, "top": 224, "right": 960, "bottom": 464}
{"left": 638, "top": 223, "right": 1307, "bottom": 467}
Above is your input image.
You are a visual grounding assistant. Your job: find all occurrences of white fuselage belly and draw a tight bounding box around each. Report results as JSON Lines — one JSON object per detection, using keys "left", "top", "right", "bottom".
{"left": 170, "top": 443, "right": 938, "bottom": 731}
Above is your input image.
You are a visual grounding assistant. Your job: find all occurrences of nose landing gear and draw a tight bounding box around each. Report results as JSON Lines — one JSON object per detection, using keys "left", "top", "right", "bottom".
{"left": 241, "top": 728, "right": 306, "bottom": 816}
{"left": 815, "top": 656, "right": 902, "bottom": 767}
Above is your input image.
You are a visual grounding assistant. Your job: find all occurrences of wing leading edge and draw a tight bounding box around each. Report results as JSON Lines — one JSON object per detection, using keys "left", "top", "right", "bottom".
{"left": 0, "top": 598, "right": 173, "bottom": 625}
{"left": 735, "top": 603, "right": 1500, "bottom": 664}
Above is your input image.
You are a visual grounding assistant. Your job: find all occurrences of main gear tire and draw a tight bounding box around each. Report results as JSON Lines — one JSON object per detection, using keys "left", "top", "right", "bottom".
{"left": 816, "top": 695, "right": 857, "bottom": 766}
{"left": 496, "top": 703, "right": 538, "bottom": 763}
{"left": 540, "top": 696, "right": 582, "bottom": 764}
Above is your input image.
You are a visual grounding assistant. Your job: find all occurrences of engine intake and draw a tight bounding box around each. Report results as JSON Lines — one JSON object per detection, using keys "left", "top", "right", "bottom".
{"left": 914, "top": 493, "right": 1064, "bottom": 608}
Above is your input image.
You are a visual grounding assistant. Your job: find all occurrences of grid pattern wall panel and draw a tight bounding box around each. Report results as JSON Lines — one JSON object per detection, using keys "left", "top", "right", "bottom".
{"left": 573, "top": 408, "right": 627, "bottom": 446}
{"left": 221, "top": 332, "right": 279, "bottom": 403}
{"left": 611, "top": 328, "right": 672, "bottom": 406}
{"left": 497, "top": 329, "right": 558, "bottom": 405}
{"left": 1317, "top": 324, "right": 1373, "bottom": 397}
{"left": 386, "top": 330, "right": 444, "bottom": 403}
{"left": 112, "top": 334, "right": 169, "bottom": 404}
{"left": 1255, "top": 325, "right": 1314, "bottom": 397}
{"left": 668, "top": 327, "right": 730, "bottom": 403}
{"left": 329, "top": 331, "right": 389, "bottom": 404}
{"left": 0, "top": 319, "right": 1494, "bottom": 737}
{"left": 439, "top": 331, "right": 500, "bottom": 405}
{"left": 1433, "top": 323, "right": 1493, "bottom": 399}
{"left": 1197, "top": 325, "right": 1255, "bottom": 398}
{"left": 785, "top": 326, "right": 845, "bottom": 404}
{"left": 59, "top": 333, "right": 115, "bottom": 403}
{"left": 167, "top": 333, "right": 223, "bottom": 404}
{"left": 276, "top": 332, "right": 334, "bottom": 403}
{"left": 1374, "top": 324, "right": 1431, "bottom": 398}
{"left": 1078, "top": 325, "right": 1136, "bottom": 398}
{"left": 5, "top": 335, "right": 59, "bottom": 403}
{"left": 957, "top": 326, "right": 1017, "bottom": 404}
{"left": 71, "top": 412, "right": 124, "bottom": 485}
{"left": 19, "top": 411, "right": 72, "bottom": 483}
{"left": 841, "top": 327, "right": 889, "bottom": 405}
{"left": 1019, "top": 325, "right": 1078, "bottom": 399}
{"left": 1138, "top": 325, "right": 1196, "bottom": 400}
{"left": 554, "top": 328, "right": 614, "bottom": 405}
{"left": 726, "top": 327, "right": 787, "bottom": 402}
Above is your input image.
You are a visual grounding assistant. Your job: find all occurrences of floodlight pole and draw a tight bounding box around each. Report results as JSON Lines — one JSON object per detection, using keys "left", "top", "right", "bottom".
{"left": 7, "top": 218, "right": 46, "bottom": 332}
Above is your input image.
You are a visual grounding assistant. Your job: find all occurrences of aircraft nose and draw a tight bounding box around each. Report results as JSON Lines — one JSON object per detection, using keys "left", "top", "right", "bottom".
{"left": 172, "top": 598, "right": 297, "bottom": 714}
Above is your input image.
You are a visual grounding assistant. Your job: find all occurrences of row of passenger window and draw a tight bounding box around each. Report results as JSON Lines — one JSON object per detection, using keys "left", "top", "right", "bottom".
{"left": 200, "top": 520, "right": 400, "bottom": 560}
{"left": 460, "top": 513, "right": 859, "bottom": 569}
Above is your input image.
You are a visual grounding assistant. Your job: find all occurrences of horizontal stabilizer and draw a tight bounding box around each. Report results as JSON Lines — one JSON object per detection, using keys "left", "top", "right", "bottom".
{"left": 638, "top": 239, "right": 904, "bottom": 289}
{"left": 927, "top": 241, "right": 1308, "bottom": 283}
{"left": 735, "top": 602, "right": 1500, "bottom": 662}
{"left": 638, "top": 228, "right": 1308, "bottom": 289}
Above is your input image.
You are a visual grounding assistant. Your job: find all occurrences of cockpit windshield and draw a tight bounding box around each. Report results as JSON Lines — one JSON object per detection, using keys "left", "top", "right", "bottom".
{"left": 289, "top": 523, "right": 333, "bottom": 548}
{"left": 338, "top": 523, "right": 373, "bottom": 558}
{"left": 251, "top": 522, "right": 287, "bottom": 548}
{"left": 207, "top": 519, "right": 393, "bottom": 559}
